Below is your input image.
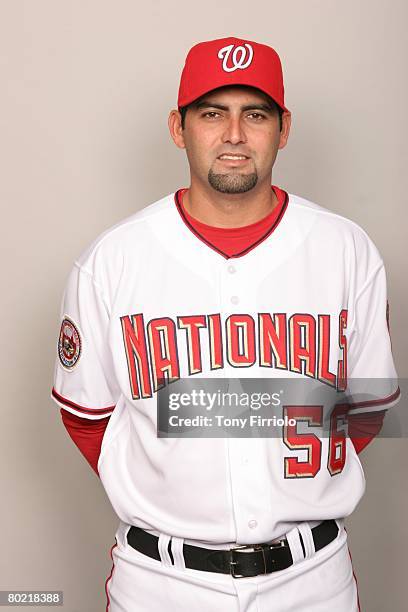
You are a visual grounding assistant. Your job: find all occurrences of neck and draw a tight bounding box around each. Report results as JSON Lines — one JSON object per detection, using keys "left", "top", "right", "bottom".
{"left": 182, "top": 177, "right": 277, "bottom": 228}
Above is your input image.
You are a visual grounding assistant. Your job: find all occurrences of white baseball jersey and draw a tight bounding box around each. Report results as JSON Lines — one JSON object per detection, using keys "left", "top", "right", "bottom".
{"left": 52, "top": 189, "right": 399, "bottom": 545}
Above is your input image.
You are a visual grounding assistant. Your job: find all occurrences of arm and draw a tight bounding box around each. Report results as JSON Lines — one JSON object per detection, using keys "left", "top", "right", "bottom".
{"left": 348, "top": 410, "right": 386, "bottom": 454}
{"left": 52, "top": 263, "right": 119, "bottom": 474}
{"left": 60, "top": 408, "right": 111, "bottom": 475}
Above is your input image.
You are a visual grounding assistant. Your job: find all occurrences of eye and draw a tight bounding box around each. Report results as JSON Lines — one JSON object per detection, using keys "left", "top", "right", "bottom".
{"left": 247, "top": 112, "right": 266, "bottom": 121}
{"left": 202, "top": 111, "right": 221, "bottom": 119}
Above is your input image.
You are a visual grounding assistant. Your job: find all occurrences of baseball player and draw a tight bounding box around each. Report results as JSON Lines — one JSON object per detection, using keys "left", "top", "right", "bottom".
{"left": 52, "top": 37, "right": 400, "bottom": 611}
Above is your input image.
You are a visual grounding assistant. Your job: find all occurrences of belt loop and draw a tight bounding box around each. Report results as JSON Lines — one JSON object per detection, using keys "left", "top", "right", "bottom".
{"left": 158, "top": 533, "right": 173, "bottom": 566}
{"left": 116, "top": 521, "right": 131, "bottom": 549}
{"left": 297, "top": 522, "right": 316, "bottom": 559}
{"left": 285, "top": 526, "right": 305, "bottom": 564}
{"left": 170, "top": 536, "right": 186, "bottom": 570}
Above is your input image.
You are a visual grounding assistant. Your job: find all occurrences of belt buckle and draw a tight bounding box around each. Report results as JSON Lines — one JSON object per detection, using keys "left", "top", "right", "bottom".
{"left": 269, "top": 538, "right": 287, "bottom": 548}
{"left": 229, "top": 543, "right": 266, "bottom": 579}
{"left": 229, "top": 539, "right": 287, "bottom": 578}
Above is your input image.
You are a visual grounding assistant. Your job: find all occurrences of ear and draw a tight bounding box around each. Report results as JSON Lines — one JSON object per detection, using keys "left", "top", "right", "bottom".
{"left": 168, "top": 110, "right": 186, "bottom": 149}
{"left": 278, "top": 111, "right": 292, "bottom": 150}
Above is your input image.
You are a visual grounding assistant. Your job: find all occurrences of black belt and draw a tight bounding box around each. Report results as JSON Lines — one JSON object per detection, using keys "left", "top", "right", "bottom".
{"left": 127, "top": 520, "right": 339, "bottom": 578}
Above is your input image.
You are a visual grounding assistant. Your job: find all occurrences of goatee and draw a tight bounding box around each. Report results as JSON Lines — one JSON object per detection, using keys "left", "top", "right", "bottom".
{"left": 208, "top": 170, "right": 258, "bottom": 194}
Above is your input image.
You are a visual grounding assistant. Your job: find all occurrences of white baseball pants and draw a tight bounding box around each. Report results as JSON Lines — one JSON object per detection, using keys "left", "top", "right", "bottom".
{"left": 105, "top": 520, "right": 360, "bottom": 611}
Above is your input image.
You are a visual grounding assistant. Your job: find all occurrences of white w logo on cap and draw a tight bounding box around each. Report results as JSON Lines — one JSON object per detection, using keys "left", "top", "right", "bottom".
{"left": 218, "top": 43, "right": 254, "bottom": 73}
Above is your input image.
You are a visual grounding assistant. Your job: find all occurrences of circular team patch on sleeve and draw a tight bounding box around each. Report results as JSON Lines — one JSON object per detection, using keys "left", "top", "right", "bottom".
{"left": 58, "top": 316, "right": 82, "bottom": 369}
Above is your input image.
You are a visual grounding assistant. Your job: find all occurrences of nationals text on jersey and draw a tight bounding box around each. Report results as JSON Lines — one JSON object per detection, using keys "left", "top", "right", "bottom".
{"left": 120, "top": 309, "right": 348, "bottom": 398}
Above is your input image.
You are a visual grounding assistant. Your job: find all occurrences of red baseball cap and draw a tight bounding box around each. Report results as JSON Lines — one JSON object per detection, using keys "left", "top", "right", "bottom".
{"left": 177, "top": 37, "right": 289, "bottom": 113}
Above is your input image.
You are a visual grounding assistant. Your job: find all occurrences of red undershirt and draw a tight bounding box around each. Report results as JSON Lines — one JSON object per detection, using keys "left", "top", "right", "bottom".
{"left": 61, "top": 186, "right": 385, "bottom": 475}
{"left": 177, "top": 184, "right": 287, "bottom": 257}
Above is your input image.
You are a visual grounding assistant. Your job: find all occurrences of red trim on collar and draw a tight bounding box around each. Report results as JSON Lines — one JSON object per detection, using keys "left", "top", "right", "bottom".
{"left": 174, "top": 186, "right": 289, "bottom": 259}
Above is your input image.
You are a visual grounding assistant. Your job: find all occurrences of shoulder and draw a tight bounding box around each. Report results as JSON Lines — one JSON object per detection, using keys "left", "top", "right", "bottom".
{"left": 74, "top": 192, "right": 175, "bottom": 273}
{"left": 287, "top": 191, "right": 384, "bottom": 273}
{"left": 288, "top": 191, "right": 372, "bottom": 236}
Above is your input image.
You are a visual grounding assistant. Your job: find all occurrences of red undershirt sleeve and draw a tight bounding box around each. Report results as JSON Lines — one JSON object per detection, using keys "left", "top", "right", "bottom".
{"left": 60, "top": 408, "right": 111, "bottom": 475}
{"left": 348, "top": 410, "right": 386, "bottom": 454}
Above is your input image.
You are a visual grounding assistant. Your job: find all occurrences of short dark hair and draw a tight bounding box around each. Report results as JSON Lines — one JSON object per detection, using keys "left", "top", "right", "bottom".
{"left": 179, "top": 88, "right": 283, "bottom": 131}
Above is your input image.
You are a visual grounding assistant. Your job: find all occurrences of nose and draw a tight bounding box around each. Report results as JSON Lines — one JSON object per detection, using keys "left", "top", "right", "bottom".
{"left": 221, "top": 115, "right": 247, "bottom": 145}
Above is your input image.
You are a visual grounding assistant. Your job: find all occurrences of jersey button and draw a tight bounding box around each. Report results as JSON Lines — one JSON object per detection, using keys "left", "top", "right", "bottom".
{"left": 248, "top": 520, "right": 258, "bottom": 529}
{"left": 231, "top": 296, "right": 239, "bottom": 305}
{"left": 227, "top": 265, "right": 236, "bottom": 274}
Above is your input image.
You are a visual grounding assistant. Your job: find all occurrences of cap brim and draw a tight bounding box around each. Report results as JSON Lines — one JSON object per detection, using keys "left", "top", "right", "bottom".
{"left": 178, "top": 82, "right": 289, "bottom": 114}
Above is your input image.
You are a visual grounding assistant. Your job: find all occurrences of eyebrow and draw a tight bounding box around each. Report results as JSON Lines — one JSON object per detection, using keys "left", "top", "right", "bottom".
{"left": 194, "top": 101, "right": 275, "bottom": 114}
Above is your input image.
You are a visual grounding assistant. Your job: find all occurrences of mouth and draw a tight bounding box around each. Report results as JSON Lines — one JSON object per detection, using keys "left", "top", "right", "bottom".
{"left": 216, "top": 153, "right": 251, "bottom": 165}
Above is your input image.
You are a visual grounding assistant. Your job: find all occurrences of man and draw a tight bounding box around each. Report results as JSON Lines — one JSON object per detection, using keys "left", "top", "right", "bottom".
{"left": 52, "top": 37, "right": 399, "bottom": 611}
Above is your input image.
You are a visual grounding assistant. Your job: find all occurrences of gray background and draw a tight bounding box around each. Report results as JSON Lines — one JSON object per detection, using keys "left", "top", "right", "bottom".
{"left": 1, "top": 1, "right": 407, "bottom": 610}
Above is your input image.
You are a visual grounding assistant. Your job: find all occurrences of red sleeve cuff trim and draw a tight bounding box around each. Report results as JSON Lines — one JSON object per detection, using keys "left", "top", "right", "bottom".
{"left": 348, "top": 387, "right": 401, "bottom": 410}
{"left": 52, "top": 387, "right": 115, "bottom": 415}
